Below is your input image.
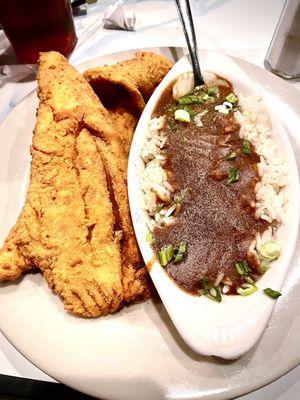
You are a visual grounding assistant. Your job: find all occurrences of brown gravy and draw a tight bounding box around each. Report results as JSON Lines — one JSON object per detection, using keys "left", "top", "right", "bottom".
{"left": 152, "top": 78, "right": 269, "bottom": 295}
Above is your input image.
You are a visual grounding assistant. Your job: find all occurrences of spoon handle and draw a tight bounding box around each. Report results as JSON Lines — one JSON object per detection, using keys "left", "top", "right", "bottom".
{"left": 174, "top": 0, "right": 204, "bottom": 86}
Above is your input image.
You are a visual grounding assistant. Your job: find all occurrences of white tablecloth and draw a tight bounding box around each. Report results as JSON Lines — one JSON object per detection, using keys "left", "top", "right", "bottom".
{"left": 0, "top": 0, "right": 299, "bottom": 398}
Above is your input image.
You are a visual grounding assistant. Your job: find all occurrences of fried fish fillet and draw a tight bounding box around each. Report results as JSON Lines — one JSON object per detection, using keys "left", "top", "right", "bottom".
{"left": 84, "top": 52, "right": 173, "bottom": 155}
{"left": 84, "top": 52, "right": 173, "bottom": 301}
{"left": 0, "top": 51, "right": 172, "bottom": 316}
{"left": 0, "top": 52, "right": 125, "bottom": 316}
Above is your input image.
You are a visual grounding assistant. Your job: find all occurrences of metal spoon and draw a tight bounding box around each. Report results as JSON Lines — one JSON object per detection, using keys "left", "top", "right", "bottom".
{"left": 174, "top": 0, "right": 205, "bottom": 86}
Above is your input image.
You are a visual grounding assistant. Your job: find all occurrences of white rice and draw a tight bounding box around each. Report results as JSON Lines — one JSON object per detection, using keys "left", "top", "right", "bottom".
{"left": 235, "top": 95, "right": 288, "bottom": 226}
{"left": 140, "top": 116, "right": 173, "bottom": 225}
{"left": 140, "top": 86, "right": 289, "bottom": 257}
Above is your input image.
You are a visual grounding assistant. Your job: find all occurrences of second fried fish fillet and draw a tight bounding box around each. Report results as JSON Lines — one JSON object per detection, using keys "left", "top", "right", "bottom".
{"left": 84, "top": 52, "right": 173, "bottom": 302}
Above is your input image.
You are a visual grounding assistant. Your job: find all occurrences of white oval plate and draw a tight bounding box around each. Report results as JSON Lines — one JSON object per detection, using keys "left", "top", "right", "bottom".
{"left": 128, "top": 51, "right": 300, "bottom": 359}
{"left": 0, "top": 48, "right": 300, "bottom": 400}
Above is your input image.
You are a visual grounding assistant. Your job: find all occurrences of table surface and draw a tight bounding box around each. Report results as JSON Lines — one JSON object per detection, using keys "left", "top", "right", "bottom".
{"left": 0, "top": 0, "right": 299, "bottom": 399}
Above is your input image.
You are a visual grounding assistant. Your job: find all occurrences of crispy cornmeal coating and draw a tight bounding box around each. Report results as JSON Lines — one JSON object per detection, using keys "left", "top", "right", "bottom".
{"left": 84, "top": 52, "right": 173, "bottom": 301}
{"left": 0, "top": 51, "right": 173, "bottom": 316}
{"left": 84, "top": 51, "right": 174, "bottom": 154}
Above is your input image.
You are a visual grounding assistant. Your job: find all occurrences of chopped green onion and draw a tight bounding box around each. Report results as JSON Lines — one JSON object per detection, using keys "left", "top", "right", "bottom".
{"left": 174, "top": 109, "right": 191, "bottom": 123}
{"left": 226, "top": 151, "right": 237, "bottom": 161}
{"left": 234, "top": 260, "right": 251, "bottom": 276}
{"left": 187, "top": 108, "right": 197, "bottom": 120}
{"left": 242, "top": 260, "right": 251, "bottom": 274}
{"left": 174, "top": 241, "right": 187, "bottom": 264}
{"left": 173, "top": 195, "right": 181, "bottom": 204}
{"left": 146, "top": 232, "right": 154, "bottom": 245}
{"left": 178, "top": 95, "right": 204, "bottom": 105}
{"left": 174, "top": 252, "right": 184, "bottom": 263}
{"left": 242, "top": 139, "right": 251, "bottom": 155}
{"left": 259, "top": 241, "right": 281, "bottom": 260}
{"left": 242, "top": 260, "right": 250, "bottom": 274}
{"left": 168, "top": 116, "right": 177, "bottom": 130}
{"left": 207, "top": 86, "right": 219, "bottom": 96}
{"left": 200, "top": 277, "right": 222, "bottom": 303}
{"left": 158, "top": 249, "right": 168, "bottom": 267}
{"left": 178, "top": 241, "right": 186, "bottom": 254}
{"left": 237, "top": 283, "right": 258, "bottom": 296}
{"left": 156, "top": 203, "right": 164, "bottom": 213}
{"left": 158, "top": 241, "right": 188, "bottom": 266}
{"left": 227, "top": 167, "right": 240, "bottom": 184}
{"left": 165, "top": 244, "right": 174, "bottom": 262}
{"left": 235, "top": 261, "right": 245, "bottom": 275}
{"left": 226, "top": 93, "right": 238, "bottom": 104}
{"left": 263, "top": 288, "right": 282, "bottom": 299}
{"left": 173, "top": 188, "right": 191, "bottom": 204}
{"left": 245, "top": 276, "right": 254, "bottom": 284}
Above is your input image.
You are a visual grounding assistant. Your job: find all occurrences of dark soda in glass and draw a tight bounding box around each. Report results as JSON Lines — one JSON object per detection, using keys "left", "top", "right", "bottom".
{"left": 0, "top": 0, "right": 78, "bottom": 64}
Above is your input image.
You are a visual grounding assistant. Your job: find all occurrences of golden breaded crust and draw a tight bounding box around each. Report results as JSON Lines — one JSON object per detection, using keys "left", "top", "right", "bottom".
{"left": 0, "top": 52, "right": 124, "bottom": 317}
{"left": 0, "top": 51, "right": 173, "bottom": 315}
{"left": 84, "top": 51, "right": 173, "bottom": 302}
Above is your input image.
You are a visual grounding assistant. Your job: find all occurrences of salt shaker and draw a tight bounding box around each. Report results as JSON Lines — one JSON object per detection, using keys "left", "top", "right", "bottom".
{"left": 264, "top": 0, "right": 300, "bottom": 79}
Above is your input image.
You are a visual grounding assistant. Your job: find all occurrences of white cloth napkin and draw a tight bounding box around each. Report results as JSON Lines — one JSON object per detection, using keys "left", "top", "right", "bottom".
{"left": 103, "top": 0, "right": 136, "bottom": 31}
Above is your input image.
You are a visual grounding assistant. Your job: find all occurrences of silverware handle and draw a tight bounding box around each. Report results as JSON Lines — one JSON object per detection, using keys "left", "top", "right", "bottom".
{"left": 174, "top": 0, "right": 204, "bottom": 86}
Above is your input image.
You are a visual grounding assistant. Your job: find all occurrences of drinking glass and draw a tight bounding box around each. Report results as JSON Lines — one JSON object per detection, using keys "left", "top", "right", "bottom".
{"left": 0, "top": 0, "right": 78, "bottom": 64}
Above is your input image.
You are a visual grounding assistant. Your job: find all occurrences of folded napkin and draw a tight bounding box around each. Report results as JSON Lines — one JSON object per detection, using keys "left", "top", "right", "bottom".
{"left": 103, "top": 0, "right": 136, "bottom": 31}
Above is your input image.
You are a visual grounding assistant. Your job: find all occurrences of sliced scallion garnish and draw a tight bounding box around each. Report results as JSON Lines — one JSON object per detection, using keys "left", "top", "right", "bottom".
{"left": 158, "top": 249, "right": 168, "bottom": 267}
{"left": 178, "top": 241, "right": 186, "bottom": 254}
{"left": 242, "top": 139, "right": 251, "bottom": 155}
{"left": 207, "top": 86, "right": 219, "bottom": 96}
{"left": 234, "top": 260, "right": 250, "bottom": 276}
{"left": 235, "top": 261, "right": 245, "bottom": 275}
{"left": 226, "top": 93, "right": 238, "bottom": 104}
{"left": 158, "top": 241, "right": 187, "bottom": 266}
{"left": 174, "top": 109, "right": 191, "bottom": 123}
{"left": 174, "top": 252, "right": 184, "bottom": 263}
{"left": 165, "top": 244, "right": 174, "bottom": 262}
{"left": 263, "top": 288, "right": 282, "bottom": 299}
{"left": 259, "top": 241, "right": 281, "bottom": 261}
{"left": 200, "top": 277, "right": 222, "bottom": 303}
{"left": 245, "top": 276, "right": 254, "bottom": 284}
{"left": 173, "top": 188, "right": 191, "bottom": 204}
{"left": 156, "top": 203, "right": 164, "bottom": 213}
{"left": 146, "top": 232, "right": 154, "bottom": 245}
{"left": 187, "top": 108, "right": 197, "bottom": 120}
{"left": 178, "top": 95, "right": 205, "bottom": 105}
{"left": 226, "top": 151, "right": 237, "bottom": 161}
{"left": 174, "top": 241, "right": 187, "bottom": 264}
{"left": 168, "top": 116, "right": 177, "bottom": 131}
{"left": 237, "top": 283, "right": 258, "bottom": 296}
{"left": 227, "top": 167, "right": 240, "bottom": 184}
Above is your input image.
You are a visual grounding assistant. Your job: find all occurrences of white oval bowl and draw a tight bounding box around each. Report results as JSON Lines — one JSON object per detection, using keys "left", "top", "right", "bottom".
{"left": 128, "top": 51, "right": 300, "bottom": 359}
